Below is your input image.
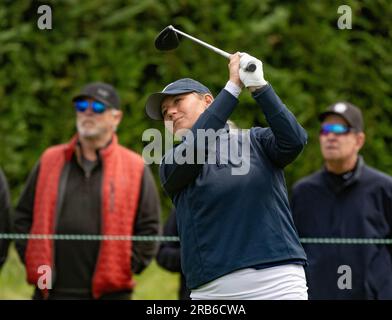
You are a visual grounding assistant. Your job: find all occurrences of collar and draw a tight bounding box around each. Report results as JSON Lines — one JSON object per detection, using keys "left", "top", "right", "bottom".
{"left": 323, "top": 156, "right": 364, "bottom": 194}
{"left": 64, "top": 134, "right": 118, "bottom": 162}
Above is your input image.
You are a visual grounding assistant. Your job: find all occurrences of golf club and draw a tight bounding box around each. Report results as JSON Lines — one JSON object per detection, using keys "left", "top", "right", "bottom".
{"left": 155, "top": 25, "right": 256, "bottom": 72}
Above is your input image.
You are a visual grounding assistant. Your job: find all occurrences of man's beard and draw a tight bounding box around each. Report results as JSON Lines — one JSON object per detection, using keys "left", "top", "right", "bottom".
{"left": 77, "top": 120, "right": 108, "bottom": 139}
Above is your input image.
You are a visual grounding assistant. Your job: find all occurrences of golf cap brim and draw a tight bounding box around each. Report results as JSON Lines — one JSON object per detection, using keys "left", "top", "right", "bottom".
{"left": 145, "top": 78, "right": 211, "bottom": 121}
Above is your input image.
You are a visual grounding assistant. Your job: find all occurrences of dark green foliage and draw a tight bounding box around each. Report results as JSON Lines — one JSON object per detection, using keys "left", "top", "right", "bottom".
{"left": 0, "top": 0, "right": 391, "bottom": 214}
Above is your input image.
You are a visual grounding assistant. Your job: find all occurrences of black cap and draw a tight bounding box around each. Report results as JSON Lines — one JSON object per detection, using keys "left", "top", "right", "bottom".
{"left": 145, "top": 78, "right": 211, "bottom": 120}
{"left": 72, "top": 82, "right": 121, "bottom": 109}
{"left": 319, "top": 102, "right": 364, "bottom": 132}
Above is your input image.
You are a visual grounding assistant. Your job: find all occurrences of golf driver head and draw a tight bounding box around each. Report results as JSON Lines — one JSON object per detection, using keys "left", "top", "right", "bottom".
{"left": 155, "top": 25, "right": 181, "bottom": 51}
{"left": 155, "top": 25, "right": 257, "bottom": 73}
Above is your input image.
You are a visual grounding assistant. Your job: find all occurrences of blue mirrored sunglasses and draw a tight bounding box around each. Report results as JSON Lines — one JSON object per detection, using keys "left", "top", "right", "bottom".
{"left": 320, "top": 123, "right": 352, "bottom": 135}
{"left": 74, "top": 100, "right": 107, "bottom": 114}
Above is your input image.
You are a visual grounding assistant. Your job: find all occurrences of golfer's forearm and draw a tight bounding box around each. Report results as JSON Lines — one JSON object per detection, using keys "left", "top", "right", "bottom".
{"left": 253, "top": 85, "right": 307, "bottom": 165}
{"left": 190, "top": 89, "right": 238, "bottom": 133}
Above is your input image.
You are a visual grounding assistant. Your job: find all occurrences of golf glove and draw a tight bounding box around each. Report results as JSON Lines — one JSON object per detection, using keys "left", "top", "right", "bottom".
{"left": 239, "top": 53, "right": 267, "bottom": 90}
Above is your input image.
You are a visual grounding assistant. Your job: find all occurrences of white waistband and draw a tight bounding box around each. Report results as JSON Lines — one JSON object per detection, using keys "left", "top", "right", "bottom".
{"left": 191, "top": 264, "right": 308, "bottom": 300}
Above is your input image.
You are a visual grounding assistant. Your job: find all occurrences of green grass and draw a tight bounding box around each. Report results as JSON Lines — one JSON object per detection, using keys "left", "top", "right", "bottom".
{"left": 0, "top": 244, "right": 180, "bottom": 300}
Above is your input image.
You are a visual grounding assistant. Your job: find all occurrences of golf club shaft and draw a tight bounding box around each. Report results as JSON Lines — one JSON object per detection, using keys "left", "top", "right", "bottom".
{"left": 168, "top": 26, "right": 256, "bottom": 72}
{"left": 169, "top": 26, "right": 231, "bottom": 59}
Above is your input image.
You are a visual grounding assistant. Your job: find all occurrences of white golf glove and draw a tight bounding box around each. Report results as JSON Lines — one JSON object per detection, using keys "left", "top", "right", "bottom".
{"left": 239, "top": 53, "right": 267, "bottom": 91}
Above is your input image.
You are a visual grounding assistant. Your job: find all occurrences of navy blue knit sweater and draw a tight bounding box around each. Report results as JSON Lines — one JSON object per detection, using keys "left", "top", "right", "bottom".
{"left": 160, "top": 84, "right": 308, "bottom": 289}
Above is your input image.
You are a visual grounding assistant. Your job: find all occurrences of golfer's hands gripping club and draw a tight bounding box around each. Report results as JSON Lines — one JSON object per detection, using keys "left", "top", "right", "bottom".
{"left": 228, "top": 52, "right": 243, "bottom": 88}
{"left": 239, "top": 53, "right": 267, "bottom": 92}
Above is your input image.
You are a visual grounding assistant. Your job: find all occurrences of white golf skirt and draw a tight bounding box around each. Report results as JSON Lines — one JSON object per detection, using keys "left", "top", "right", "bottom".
{"left": 190, "top": 264, "right": 308, "bottom": 300}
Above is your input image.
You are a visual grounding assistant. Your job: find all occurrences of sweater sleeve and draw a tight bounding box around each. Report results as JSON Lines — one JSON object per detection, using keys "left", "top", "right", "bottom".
{"left": 13, "top": 162, "right": 40, "bottom": 264}
{"left": 160, "top": 89, "right": 238, "bottom": 198}
{"left": 384, "top": 182, "right": 392, "bottom": 233}
{"left": 0, "top": 168, "right": 11, "bottom": 269}
{"left": 131, "top": 165, "right": 161, "bottom": 274}
{"left": 156, "top": 209, "right": 182, "bottom": 272}
{"left": 251, "top": 85, "right": 308, "bottom": 168}
{"left": 290, "top": 180, "right": 304, "bottom": 234}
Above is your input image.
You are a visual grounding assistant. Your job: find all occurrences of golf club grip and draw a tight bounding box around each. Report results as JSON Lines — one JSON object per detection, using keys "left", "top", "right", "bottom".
{"left": 245, "top": 63, "right": 257, "bottom": 72}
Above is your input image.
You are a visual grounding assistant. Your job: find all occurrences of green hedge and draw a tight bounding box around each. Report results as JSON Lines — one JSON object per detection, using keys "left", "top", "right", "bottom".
{"left": 1, "top": 0, "right": 391, "bottom": 214}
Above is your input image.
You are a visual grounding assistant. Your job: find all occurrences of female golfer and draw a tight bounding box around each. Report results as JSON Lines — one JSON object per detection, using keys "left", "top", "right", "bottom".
{"left": 145, "top": 53, "right": 308, "bottom": 299}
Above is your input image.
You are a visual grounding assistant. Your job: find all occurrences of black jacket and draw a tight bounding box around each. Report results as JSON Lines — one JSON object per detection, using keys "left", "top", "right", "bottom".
{"left": 156, "top": 209, "right": 190, "bottom": 300}
{"left": 0, "top": 168, "right": 11, "bottom": 269}
{"left": 292, "top": 157, "right": 392, "bottom": 299}
{"left": 13, "top": 147, "right": 161, "bottom": 299}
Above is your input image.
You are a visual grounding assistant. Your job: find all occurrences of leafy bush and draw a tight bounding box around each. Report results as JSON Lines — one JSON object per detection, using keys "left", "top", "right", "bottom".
{"left": 0, "top": 0, "right": 391, "bottom": 213}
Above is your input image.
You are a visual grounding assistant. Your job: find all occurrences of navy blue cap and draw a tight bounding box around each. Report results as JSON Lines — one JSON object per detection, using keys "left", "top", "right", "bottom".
{"left": 145, "top": 78, "right": 211, "bottom": 120}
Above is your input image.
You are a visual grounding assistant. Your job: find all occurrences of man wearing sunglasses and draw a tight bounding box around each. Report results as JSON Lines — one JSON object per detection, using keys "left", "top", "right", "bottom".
{"left": 14, "top": 82, "right": 161, "bottom": 300}
{"left": 291, "top": 102, "right": 392, "bottom": 299}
